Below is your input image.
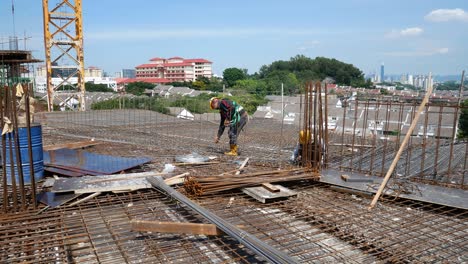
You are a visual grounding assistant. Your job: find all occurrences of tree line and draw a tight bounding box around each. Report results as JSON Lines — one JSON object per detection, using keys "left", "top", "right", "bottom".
{"left": 146, "top": 55, "right": 372, "bottom": 96}
{"left": 222, "top": 55, "right": 372, "bottom": 95}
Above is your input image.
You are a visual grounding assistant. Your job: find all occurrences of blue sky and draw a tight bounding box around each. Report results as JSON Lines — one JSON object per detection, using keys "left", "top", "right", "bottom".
{"left": 1, "top": 0, "right": 467, "bottom": 76}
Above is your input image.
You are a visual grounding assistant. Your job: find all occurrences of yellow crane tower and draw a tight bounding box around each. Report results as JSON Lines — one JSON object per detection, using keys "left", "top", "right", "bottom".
{"left": 42, "top": 0, "right": 85, "bottom": 111}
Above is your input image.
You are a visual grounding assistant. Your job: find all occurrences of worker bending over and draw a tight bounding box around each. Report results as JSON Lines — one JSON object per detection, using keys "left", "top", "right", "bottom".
{"left": 210, "top": 97, "right": 249, "bottom": 156}
{"left": 291, "top": 129, "right": 325, "bottom": 166}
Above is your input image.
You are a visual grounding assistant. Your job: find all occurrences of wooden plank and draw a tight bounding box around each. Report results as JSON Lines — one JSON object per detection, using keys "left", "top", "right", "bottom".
{"left": 164, "top": 173, "right": 188, "bottom": 185}
{"left": 340, "top": 174, "right": 350, "bottom": 181}
{"left": 242, "top": 185, "right": 297, "bottom": 203}
{"left": 341, "top": 174, "right": 374, "bottom": 183}
{"left": 43, "top": 140, "right": 102, "bottom": 151}
{"left": 261, "top": 183, "right": 280, "bottom": 192}
{"left": 131, "top": 220, "right": 243, "bottom": 236}
{"left": 235, "top": 157, "right": 250, "bottom": 175}
{"left": 67, "top": 192, "right": 101, "bottom": 207}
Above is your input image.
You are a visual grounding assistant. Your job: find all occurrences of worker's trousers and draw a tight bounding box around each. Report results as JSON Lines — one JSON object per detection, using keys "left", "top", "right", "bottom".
{"left": 228, "top": 112, "right": 248, "bottom": 145}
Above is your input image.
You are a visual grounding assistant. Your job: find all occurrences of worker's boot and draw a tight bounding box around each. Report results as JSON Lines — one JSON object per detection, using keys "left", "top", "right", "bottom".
{"left": 225, "top": 144, "right": 238, "bottom": 156}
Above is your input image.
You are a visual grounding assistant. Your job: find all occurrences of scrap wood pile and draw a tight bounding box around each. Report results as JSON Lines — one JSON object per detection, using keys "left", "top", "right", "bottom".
{"left": 184, "top": 168, "right": 319, "bottom": 196}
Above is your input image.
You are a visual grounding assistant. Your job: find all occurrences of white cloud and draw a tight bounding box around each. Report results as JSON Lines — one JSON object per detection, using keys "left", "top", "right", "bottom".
{"left": 400, "top": 27, "right": 423, "bottom": 36}
{"left": 425, "top": 8, "right": 468, "bottom": 22}
{"left": 297, "top": 40, "right": 320, "bottom": 51}
{"left": 385, "top": 27, "right": 423, "bottom": 38}
{"left": 383, "top": 47, "right": 449, "bottom": 57}
{"left": 436, "top": 47, "right": 449, "bottom": 54}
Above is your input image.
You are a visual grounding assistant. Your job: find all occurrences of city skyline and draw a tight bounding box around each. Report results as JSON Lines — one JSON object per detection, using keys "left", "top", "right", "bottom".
{"left": 0, "top": 0, "right": 467, "bottom": 76}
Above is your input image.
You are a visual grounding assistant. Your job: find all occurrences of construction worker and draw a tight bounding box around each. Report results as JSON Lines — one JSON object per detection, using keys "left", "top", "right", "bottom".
{"left": 210, "top": 97, "right": 249, "bottom": 156}
{"left": 290, "top": 130, "right": 311, "bottom": 164}
{"left": 290, "top": 129, "right": 325, "bottom": 166}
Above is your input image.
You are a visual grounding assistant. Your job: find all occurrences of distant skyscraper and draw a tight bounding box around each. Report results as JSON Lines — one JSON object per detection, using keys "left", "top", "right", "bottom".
{"left": 380, "top": 62, "right": 384, "bottom": 83}
{"left": 400, "top": 74, "right": 407, "bottom": 84}
{"left": 121, "top": 69, "right": 136, "bottom": 78}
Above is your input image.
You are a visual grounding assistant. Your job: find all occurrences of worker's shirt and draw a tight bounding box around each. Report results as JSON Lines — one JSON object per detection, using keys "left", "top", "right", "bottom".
{"left": 217, "top": 99, "right": 245, "bottom": 137}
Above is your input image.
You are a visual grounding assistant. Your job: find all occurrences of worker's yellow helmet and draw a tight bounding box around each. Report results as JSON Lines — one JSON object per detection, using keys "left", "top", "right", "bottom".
{"left": 210, "top": 97, "right": 218, "bottom": 110}
{"left": 299, "top": 130, "right": 312, "bottom": 144}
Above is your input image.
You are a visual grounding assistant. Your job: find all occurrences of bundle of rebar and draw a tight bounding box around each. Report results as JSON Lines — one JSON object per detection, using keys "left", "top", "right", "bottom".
{"left": 183, "top": 168, "right": 318, "bottom": 196}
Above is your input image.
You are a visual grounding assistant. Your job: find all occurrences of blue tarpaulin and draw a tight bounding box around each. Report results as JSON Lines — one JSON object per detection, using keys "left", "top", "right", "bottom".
{"left": 43, "top": 148, "right": 152, "bottom": 176}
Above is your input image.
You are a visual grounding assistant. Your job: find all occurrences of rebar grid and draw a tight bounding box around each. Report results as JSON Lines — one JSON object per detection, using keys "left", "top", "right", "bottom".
{"left": 36, "top": 97, "right": 468, "bottom": 188}
{"left": 1, "top": 183, "right": 466, "bottom": 263}
{"left": 2, "top": 99, "right": 466, "bottom": 260}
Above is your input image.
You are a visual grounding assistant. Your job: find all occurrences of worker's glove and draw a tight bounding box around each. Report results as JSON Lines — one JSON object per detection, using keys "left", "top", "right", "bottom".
{"left": 214, "top": 136, "right": 219, "bottom": 143}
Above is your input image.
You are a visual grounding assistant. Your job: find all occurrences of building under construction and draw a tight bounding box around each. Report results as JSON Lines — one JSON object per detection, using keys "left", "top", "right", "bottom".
{"left": 0, "top": 0, "right": 467, "bottom": 262}
{"left": 0, "top": 76, "right": 466, "bottom": 262}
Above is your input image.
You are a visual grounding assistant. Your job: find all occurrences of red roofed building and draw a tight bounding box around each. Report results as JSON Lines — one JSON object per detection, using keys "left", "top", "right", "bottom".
{"left": 136, "top": 57, "right": 212, "bottom": 82}
{"left": 116, "top": 78, "right": 171, "bottom": 85}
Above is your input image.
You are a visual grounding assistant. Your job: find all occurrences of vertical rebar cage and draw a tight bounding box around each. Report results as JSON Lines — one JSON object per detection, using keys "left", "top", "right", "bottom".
{"left": 0, "top": 46, "right": 42, "bottom": 212}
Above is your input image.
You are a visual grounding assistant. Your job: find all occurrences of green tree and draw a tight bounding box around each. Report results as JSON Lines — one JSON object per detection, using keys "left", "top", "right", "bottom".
{"left": 192, "top": 80, "right": 206, "bottom": 90}
{"left": 223, "top": 68, "right": 247, "bottom": 87}
{"left": 264, "top": 70, "right": 299, "bottom": 95}
{"left": 196, "top": 76, "right": 210, "bottom": 84}
{"left": 458, "top": 99, "right": 468, "bottom": 139}
{"left": 125, "top": 82, "right": 155, "bottom": 95}
{"left": 232, "top": 79, "right": 267, "bottom": 94}
{"left": 380, "top": 88, "right": 390, "bottom": 95}
{"left": 258, "top": 55, "right": 365, "bottom": 86}
{"left": 436, "top": 80, "right": 468, "bottom": 91}
{"left": 168, "top": 81, "right": 193, "bottom": 88}
{"left": 206, "top": 77, "right": 223, "bottom": 92}
{"left": 85, "top": 82, "right": 114, "bottom": 92}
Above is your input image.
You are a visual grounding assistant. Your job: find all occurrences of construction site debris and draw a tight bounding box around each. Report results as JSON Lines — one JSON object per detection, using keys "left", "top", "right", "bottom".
{"left": 243, "top": 184, "right": 297, "bottom": 203}
{"left": 67, "top": 192, "right": 101, "bottom": 207}
{"left": 146, "top": 175, "right": 299, "bottom": 264}
{"left": 162, "top": 163, "right": 175, "bottom": 173}
{"left": 37, "top": 191, "right": 79, "bottom": 207}
{"left": 43, "top": 139, "right": 101, "bottom": 151}
{"left": 51, "top": 171, "right": 188, "bottom": 194}
{"left": 340, "top": 174, "right": 374, "bottom": 183}
{"left": 173, "top": 161, "right": 219, "bottom": 166}
{"left": 235, "top": 157, "right": 249, "bottom": 175}
{"left": 261, "top": 182, "right": 281, "bottom": 192}
{"left": 175, "top": 152, "right": 210, "bottom": 163}
{"left": 184, "top": 168, "right": 317, "bottom": 196}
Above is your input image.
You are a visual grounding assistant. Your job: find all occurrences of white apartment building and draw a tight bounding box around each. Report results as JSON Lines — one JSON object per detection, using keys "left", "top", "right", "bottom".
{"left": 35, "top": 65, "right": 117, "bottom": 93}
